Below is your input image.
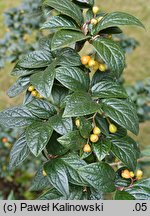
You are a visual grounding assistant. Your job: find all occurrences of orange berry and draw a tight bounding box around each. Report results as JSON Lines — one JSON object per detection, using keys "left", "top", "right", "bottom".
{"left": 83, "top": 144, "right": 92, "bottom": 153}
{"left": 90, "top": 134, "right": 99, "bottom": 143}
{"left": 93, "top": 61, "right": 99, "bottom": 71}
{"left": 121, "top": 169, "right": 131, "bottom": 179}
{"left": 88, "top": 59, "right": 96, "bottom": 67}
{"left": 93, "top": 126, "right": 101, "bottom": 135}
{"left": 81, "top": 56, "right": 91, "bottom": 65}
{"left": 2, "top": 137, "right": 8, "bottom": 143}
{"left": 91, "top": 18, "right": 98, "bottom": 25}
{"left": 28, "top": 85, "right": 34, "bottom": 92}
{"left": 31, "top": 90, "right": 38, "bottom": 97}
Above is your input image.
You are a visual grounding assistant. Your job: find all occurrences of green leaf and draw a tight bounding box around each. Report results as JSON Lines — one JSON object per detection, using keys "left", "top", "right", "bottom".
{"left": 78, "top": 117, "right": 93, "bottom": 138}
{"left": 57, "top": 48, "right": 81, "bottom": 67}
{"left": 78, "top": 162, "right": 116, "bottom": 192}
{"left": 9, "top": 133, "right": 30, "bottom": 169}
{"left": 92, "top": 80, "right": 128, "bottom": 99}
{"left": 18, "top": 50, "right": 53, "bottom": 69}
{"left": 26, "top": 121, "right": 53, "bottom": 156}
{"left": 114, "top": 190, "right": 135, "bottom": 200}
{"left": 44, "top": 0, "right": 83, "bottom": 25}
{"left": 11, "top": 64, "right": 42, "bottom": 77}
{"left": 92, "top": 12, "right": 145, "bottom": 35}
{"left": 95, "top": 115, "right": 109, "bottom": 136}
{"left": 102, "top": 98, "right": 139, "bottom": 135}
{"left": 92, "top": 38, "right": 125, "bottom": 78}
{"left": 110, "top": 136, "right": 138, "bottom": 170}
{"left": 56, "top": 66, "right": 90, "bottom": 92}
{"left": 93, "top": 139, "right": 111, "bottom": 161}
{"left": 57, "top": 130, "right": 85, "bottom": 150}
{"left": 50, "top": 114, "right": 73, "bottom": 135}
{"left": 26, "top": 99, "right": 56, "bottom": 119}
{"left": 30, "top": 166, "right": 51, "bottom": 191}
{"left": 30, "top": 64, "right": 56, "bottom": 98}
{"left": 51, "top": 30, "right": 90, "bottom": 50}
{"left": 63, "top": 92, "right": 101, "bottom": 117}
{"left": 39, "top": 185, "right": 85, "bottom": 200}
{"left": 74, "top": 0, "right": 94, "bottom": 7}
{"left": 126, "top": 178, "right": 150, "bottom": 200}
{"left": 0, "top": 106, "right": 37, "bottom": 128}
{"left": 60, "top": 153, "right": 87, "bottom": 186}
{"left": 51, "top": 85, "right": 68, "bottom": 107}
{"left": 7, "top": 77, "right": 30, "bottom": 98}
{"left": 46, "top": 131, "right": 69, "bottom": 156}
{"left": 44, "top": 158, "right": 69, "bottom": 196}
{"left": 41, "top": 15, "right": 79, "bottom": 31}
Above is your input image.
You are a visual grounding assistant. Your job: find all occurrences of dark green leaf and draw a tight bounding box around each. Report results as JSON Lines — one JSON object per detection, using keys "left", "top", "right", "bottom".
{"left": 11, "top": 64, "right": 43, "bottom": 77}
{"left": 92, "top": 38, "right": 125, "bottom": 78}
{"left": 18, "top": 50, "right": 53, "bottom": 69}
{"left": 26, "top": 121, "right": 53, "bottom": 156}
{"left": 57, "top": 130, "right": 85, "bottom": 150}
{"left": 110, "top": 136, "right": 138, "bottom": 170}
{"left": 7, "top": 77, "right": 30, "bottom": 98}
{"left": 51, "top": 30, "right": 90, "bottom": 50}
{"left": 44, "top": 158, "right": 69, "bottom": 196}
{"left": 114, "top": 190, "right": 135, "bottom": 200}
{"left": 44, "top": 0, "right": 83, "bottom": 25}
{"left": 92, "top": 12, "right": 145, "bottom": 35}
{"left": 30, "top": 64, "right": 56, "bottom": 98}
{"left": 50, "top": 114, "right": 73, "bottom": 135}
{"left": 102, "top": 98, "right": 139, "bottom": 135}
{"left": 57, "top": 48, "right": 81, "bottom": 67}
{"left": 51, "top": 85, "right": 68, "bottom": 107}
{"left": 41, "top": 15, "right": 79, "bottom": 31}
{"left": 26, "top": 99, "right": 56, "bottom": 119}
{"left": 9, "top": 133, "right": 30, "bottom": 169}
{"left": 78, "top": 162, "right": 116, "bottom": 192}
{"left": 92, "top": 80, "right": 128, "bottom": 99}
{"left": 78, "top": 117, "right": 93, "bottom": 138}
{"left": 0, "top": 106, "right": 37, "bottom": 128}
{"left": 126, "top": 178, "right": 150, "bottom": 200}
{"left": 93, "top": 139, "right": 111, "bottom": 161}
{"left": 63, "top": 92, "right": 101, "bottom": 117}
{"left": 56, "top": 66, "right": 90, "bottom": 92}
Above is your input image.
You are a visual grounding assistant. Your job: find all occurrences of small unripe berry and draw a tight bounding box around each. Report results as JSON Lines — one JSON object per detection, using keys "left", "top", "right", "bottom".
{"left": 42, "top": 170, "right": 47, "bottom": 177}
{"left": 2, "top": 137, "right": 8, "bottom": 143}
{"left": 83, "top": 144, "right": 92, "bottom": 153}
{"left": 92, "top": 6, "right": 99, "bottom": 14}
{"left": 97, "top": 16, "right": 103, "bottom": 22}
{"left": 31, "top": 90, "right": 38, "bottom": 97}
{"left": 90, "top": 134, "right": 99, "bottom": 143}
{"left": 99, "top": 63, "right": 107, "bottom": 72}
{"left": 121, "top": 169, "right": 131, "bottom": 179}
{"left": 136, "top": 170, "right": 143, "bottom": 179}
{"left": 109, "top": 124, "right": 117, "bottom": 133}
{"left": 93, "top": 61, "right": 99, "bottom": 71}
{"left": 75, "top": 119, "right": 80, "bottom": 128}
{"left": 28, "top": 85, "right": 35, "bottom": 92}
{"left": 37, "top": 93, "right": 44, "bottom": 99}
{"left": 81, "top": 56, "right": 91, "bottom": 65}
{"left": 88, "top": 59, "right": 96, "bottom": 67}
{"left": 93, "top": 126, "right": 101, "bottom": 135}
{"left": 130, "top": 171, "right": 135, "bottom": 178}
{"left": 91, "top": 18, "right": 98, "bottom": 25}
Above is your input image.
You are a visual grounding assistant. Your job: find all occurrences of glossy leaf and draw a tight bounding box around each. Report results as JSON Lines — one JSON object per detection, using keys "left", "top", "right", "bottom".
{"left": 114, "top": 190, "right": 135, "bottom": 200}
{"left": 92, "top": 12, "right": 145, "bottom": 35}
{"left": 56, "top": 66, "right": 90, "bottom": 92}
{"left": 51, "top": 30, "right": 90, "bottom": 50}
{"left": 92, "top": 38, "right": 125, "bottom": 78}
{"left": 30, "top": 64, "right": 56, "bottom": 98}
{"left": 93, "top": 139, "right": 111, "bottom": 161}
{"left": 78, "top": 162, "right": 116, "bottom": 192}
{"left": 9, "top": 133, "right": 30, "bottom": 169}
{"left": 63, "top": 92, "right": 101, "bottom": 117}
{"left": 44, "top": 0, "right": 83, "bottom": 25}
{"left": 102, "top": 98, "right": 139, "bottom": 135}
{"left": 26, "top": 121, "right": 53, "bottom": 156}
{"left": 92, "top": 80, "right": 128, "bottom": 99}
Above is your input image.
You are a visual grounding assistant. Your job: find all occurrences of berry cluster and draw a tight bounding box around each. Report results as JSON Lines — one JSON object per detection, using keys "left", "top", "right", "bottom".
{"left": 28, "top": 85, "right": 44, "bottom": 99}
{"left": 81, "top": 55, "right": 107, "bottom": 72}
{"left": 1, "top": 137, "right": 12, "bottom": 149}
{"left": 75, "top": 118, "right": 117, "bottom": 153}
{"left": 121, "top": 169, "right": 143, "bottom": 180}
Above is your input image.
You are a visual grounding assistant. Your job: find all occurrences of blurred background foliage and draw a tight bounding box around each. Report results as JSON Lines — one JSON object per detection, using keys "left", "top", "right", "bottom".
{"left": 0, "top": 0, "right": 150, "bottom": 199}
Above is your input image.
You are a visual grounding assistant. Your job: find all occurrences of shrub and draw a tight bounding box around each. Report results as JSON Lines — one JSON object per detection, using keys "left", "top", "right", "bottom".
{"left": 0, "top": 0, "right": 150, "bottom": 200}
